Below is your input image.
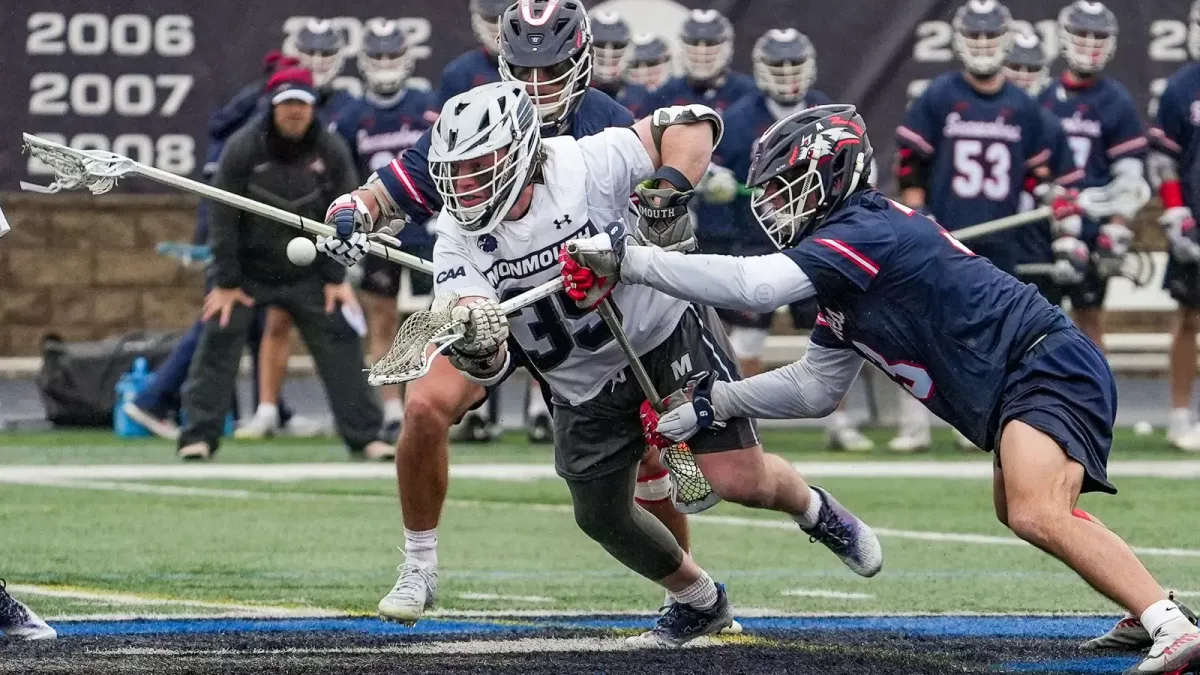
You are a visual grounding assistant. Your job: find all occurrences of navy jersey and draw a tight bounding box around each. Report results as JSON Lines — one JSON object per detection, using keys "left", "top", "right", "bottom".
{"left": 1151, "top": 63, "right": 1200, "bottom": 210}
{"left": 711, "top": 89, "right": 834, "bottom": 249}
{"left": 787, "top": 189, "right": 1071, "bottom": 449}
{"left": 897, "top": 72, "right": 1052, "bottom": 274}
{"left": 437, "top": 48, "right": 501, "bottom": 109}
{"left": 616, "top": 83, "right": 659, "bottom": 120}
{"left": 376, "top": 87, "right": 634, "bottom": 224}
{"left": 1039, "top": 76, "right": 1147, "bottom": 190}
{"left": 1012, "top": 108, "right": 1080, "bottom": 266}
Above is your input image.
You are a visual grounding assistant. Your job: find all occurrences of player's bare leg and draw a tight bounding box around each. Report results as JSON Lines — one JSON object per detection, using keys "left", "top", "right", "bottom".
{"left": 1073, "top": 308, "right": 1105, "bottom": 352}
{"left": 236, "top": 307, "right": 293, "bottom": 439}
{"left": 365, "top": 292, "right": 404, "bottom": 441}
{"left": 694, "top": 444, "right": 882, "bottom": 577}
{"left": 1167, "top": 308, "right": 1200, "bottom": 450}
{"left": 997, "top": 420, "right": 1200, "bottom": 673}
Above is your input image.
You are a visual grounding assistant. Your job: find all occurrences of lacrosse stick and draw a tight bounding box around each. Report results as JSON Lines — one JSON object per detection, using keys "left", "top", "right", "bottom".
{"left": 368, "top": 276, "right": 563, "bottom": 386}
{"left": 954, "top": 174, "right": 1152, "bottom": 242}
{"left": 1016, "top": 249, "right": 1157, "bottom": 288}
{"left": 20, "top": 133, "right": 432, "bottom": 274}
{"left": 591, "top": 298, "right": 721, "bottom": 514}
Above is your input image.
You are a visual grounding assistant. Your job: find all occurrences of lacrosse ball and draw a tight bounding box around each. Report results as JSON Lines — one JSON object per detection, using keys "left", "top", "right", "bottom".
{"left": 287, "top": 237, "right": 317, "bottom": 266}
{"left": 1132, "top": 420, "right": 1153, "bottom": 436}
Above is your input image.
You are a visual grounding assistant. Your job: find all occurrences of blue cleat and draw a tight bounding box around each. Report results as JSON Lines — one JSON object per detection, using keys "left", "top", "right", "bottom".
{"left": 799, "top": 486, "right": 883, "bottom": 577}
{"left": 627, "top": 583, "right": 734, "bottom": 648}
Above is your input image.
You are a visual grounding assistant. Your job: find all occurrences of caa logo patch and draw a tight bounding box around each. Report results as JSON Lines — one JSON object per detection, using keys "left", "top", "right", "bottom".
{"left": 436, "top": 266, "right": 465, "bottom": 283}
{"left": 478, "top": 234, "right": 499, "bottom": 253}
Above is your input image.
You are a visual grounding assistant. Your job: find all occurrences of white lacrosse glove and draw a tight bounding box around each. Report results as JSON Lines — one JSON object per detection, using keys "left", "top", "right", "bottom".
{"left": 696, "top": 164, "right": 739, "bottom": 205}
{"left": 447, "top": 298, "right": 510, "bottom": 380}
{"left": 1049, "top": 236, "right": 1089, "bottom": 286}
{"left": 319, "top": 232, "right": 370, "bottom": 268}
{"left": 1161, "top": 206, "right": 1200, "bottom": 264}
{"left": 653, "top": 372, "right": 723, "bottom": 443}
{"left": 1034, "top": 184, "right": 1083, "bottom": 238}
{"left": 324, "top": 193, "right": 374, "bottom": 238}
{"left": 1094, "top": 222, "right": 1132, "bottom": 278}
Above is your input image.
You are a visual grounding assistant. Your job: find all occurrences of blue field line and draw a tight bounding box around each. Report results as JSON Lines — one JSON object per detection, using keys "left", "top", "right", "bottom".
{"left": 998, "top": 657, "right": 1138, "bottom": 673}
{"left": 54, "top": 615, "right": 1117, "bottom": 639}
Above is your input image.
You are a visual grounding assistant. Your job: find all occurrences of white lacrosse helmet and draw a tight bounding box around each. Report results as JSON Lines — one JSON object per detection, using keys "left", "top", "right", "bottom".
{"left": 358, "top": 19, "right": 414, "bottom": 98}
{"left": 1057, "top": 1, "right": 1118, "bottom": 76}
{"left": 291, "top": 19, "right": 346, "bottom": 89}
{"left": 951, "top": 0, "right": 1014, "bottom": 78}
{"left": 679, "top": 9, "right": 734, "bottom": 83}
{"left": 429, "top": 82, "right": 542, "bottom": 237}
{"left": 752, "top": 28, "right": 817, "bottom": 106}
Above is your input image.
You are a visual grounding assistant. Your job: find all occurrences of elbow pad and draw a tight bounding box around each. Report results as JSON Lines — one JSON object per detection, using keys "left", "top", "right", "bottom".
{"left": 650, "top": 104, "right": 724, "bottom": 154}
{"left": 362, "top": 171, "right": 400, "bottom": 228}
{"left": 894, "top": 147, "right": 929, "bottom": 191}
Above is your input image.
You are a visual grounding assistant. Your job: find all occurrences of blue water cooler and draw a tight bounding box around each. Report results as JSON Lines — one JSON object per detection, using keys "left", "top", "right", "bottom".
{"left": 113, "top": 357, "right": 153, "bottom": 437}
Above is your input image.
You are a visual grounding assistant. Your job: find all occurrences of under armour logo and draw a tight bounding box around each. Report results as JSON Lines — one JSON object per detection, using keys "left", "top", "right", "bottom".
{"left": 554, "top": 215, "right": 572, "bottom": 229}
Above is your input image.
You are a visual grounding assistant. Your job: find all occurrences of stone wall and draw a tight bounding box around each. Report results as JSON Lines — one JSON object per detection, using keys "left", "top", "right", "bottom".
{"left": 0, "top": 193, "right": 205, "bottom": 356}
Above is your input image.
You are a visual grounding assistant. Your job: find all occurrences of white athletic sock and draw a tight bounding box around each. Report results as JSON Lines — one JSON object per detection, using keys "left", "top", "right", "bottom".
{"left": 403, "top": 528, "right": 438, "bottom": 569}
{"left": 671, "top": 572, "right": 718, "bottom": 610}
{"left": 1169, "top": 408, "right": 1193, "bottom": 436}
{"left": 254, "top": 402, "right": 278, "bottom": 421}
{"left": 792, "top": 487, "right": 824, "bottom": 528}
{"left": 383, "top": 398, "right": 404, "bottom": 423}
{"left": 1142, "top": 599, "right": 1198, "bottom": 637}
{"left": 826, "top": 410, "right": 851, "bottom": 431}
{"left": 526, "top": 384, "right": 550, "bottom": 417}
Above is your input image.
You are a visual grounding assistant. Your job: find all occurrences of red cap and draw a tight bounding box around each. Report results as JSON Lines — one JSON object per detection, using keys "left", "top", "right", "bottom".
{"left": 266, "top": 67, "right": 316, "bottom": 105}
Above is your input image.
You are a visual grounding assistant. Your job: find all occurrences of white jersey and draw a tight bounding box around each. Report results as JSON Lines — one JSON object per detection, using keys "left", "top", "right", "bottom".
{"left": 432, "top": 127, "right": 689, "bottom": 405}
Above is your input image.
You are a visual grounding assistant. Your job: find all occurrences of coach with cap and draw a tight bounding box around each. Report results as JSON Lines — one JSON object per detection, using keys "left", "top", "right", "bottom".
{"left": 177, "top": 67, "right": 391, "bottom": 461}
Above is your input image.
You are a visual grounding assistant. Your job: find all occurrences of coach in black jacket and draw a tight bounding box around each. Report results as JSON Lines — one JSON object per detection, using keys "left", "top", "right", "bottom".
{"left": 178, "top": 67, "right": 387, "bottom": 461}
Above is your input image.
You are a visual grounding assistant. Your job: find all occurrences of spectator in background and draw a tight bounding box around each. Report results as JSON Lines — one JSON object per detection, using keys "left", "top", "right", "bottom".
{"left": 176, "top": 68, "right": 390, "bottom": 462}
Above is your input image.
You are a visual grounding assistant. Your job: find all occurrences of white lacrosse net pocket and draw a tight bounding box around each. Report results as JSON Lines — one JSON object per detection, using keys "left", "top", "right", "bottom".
{"left": 368, "top": 308, "right": 465, "bottom": 386}
{"left": 660, "top": 442, "right": 721, "bottom": 514}
{"left": 21, "top": 134, "right": 133, "bottom": 195}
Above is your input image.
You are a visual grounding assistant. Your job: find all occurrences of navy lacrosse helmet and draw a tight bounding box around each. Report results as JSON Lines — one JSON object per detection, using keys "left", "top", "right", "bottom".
{"left": 626, "top": 33, "right": 672, "bottom": 90}
{"left": 752, "top": 28, "right": 816, "bottom": 106}
{"left": 952, "top": 0, "right": 1014, "bottom": 78}
{"left": 679, "top": 9, "right": 734, "bottom": 84}
{"left": 359, "top": 19, "right": 413, "bottom": 97}
{"left": 498, "top": 0, "right": 593, "bottom": 135}
{"left": 291, "top": 19, "right": 345, "bottom": 89}
{"left": 471, "top": 0, "right": 514, "bottom": 52}
{"left": 1003, "top": 28, "right": 1050, "bottom": 96}
{"left": 746, "top": 104, "right": 874, "bottom": 249}
{"left": 590, "top": 11, "right": 631, "bottom": 88}
{"left": 1057, "top": 1, "right": 1118, "bottom": 76}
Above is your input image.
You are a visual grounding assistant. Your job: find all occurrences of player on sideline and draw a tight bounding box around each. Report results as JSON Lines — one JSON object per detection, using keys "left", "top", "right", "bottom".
{"left": 617, "top": 34, "right": 674, "bottom": 119}
{"left": 1149, "top": 0, "right": 1200, "bottom": 452}
{"left": 406, "top": 82, "right": 880, "bottom": 646}
{"left": 564, "top": 104, "right": 1200, "bottom": 673}
{"left": 435, "top": 0, "right": 509, "bottom": 109}
{"left": 1034, "top": 1, "right": 1144, "bottom": 349}
{"left": 318, "top": 0, "right": 698, "bottom": 624}
{"left": 590, "top": 11, "right": 631, "bottom": 100}
{"left": 713, "top": 28, "right": 871, "bottom": 452}
{"left": 892, "top": 0, "right": 1052, "bottom": 452}
{"left": 290, "top": 19, "right": 357, "bottom": 123}
{"left": 331, "top": 19, "right": 436, "bottom": 443}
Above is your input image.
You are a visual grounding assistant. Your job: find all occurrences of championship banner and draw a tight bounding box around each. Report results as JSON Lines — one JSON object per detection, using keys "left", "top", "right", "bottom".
{"left": 0, "top": 0, "right": 1194, "bottom": 192}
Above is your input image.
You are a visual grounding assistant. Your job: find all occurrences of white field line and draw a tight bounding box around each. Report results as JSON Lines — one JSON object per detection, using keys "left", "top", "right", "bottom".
{"left": 456, "top": 593, "right": 555, "bottom": 603}
{"left": 10, "top": 584, "right": 343, "bottom": 617}
{"left": 780, "top": 589, "right": 874, "bottom": 600}
{"left": 16, "top": 480, "right": 1200, "bottom": 559}
{"left": 4, "top": 460, "right": 1200, "bottom": 483}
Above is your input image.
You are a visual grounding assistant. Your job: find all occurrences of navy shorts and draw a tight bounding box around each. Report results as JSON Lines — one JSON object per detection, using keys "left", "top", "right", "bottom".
{"left": 996, "top": 328, "right": 1117, "bottom": 495}
{"left": 1164, "top": 258, "right": 1200, "bottom": 309}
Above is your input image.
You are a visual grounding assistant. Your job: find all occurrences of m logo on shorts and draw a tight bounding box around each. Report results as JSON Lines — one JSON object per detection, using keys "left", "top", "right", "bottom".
{"left": 670, "top": 353, "right": 693, "bottom": 381}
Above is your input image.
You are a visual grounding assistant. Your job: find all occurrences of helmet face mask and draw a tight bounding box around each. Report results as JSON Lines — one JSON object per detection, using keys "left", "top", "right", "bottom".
{"left": 470, "top": 0, "right": 512, "bottom": 52}
{"left": 679, "top": 9, "right": 734, "bottom": 84}
{"left": 590, "top": 11, "right": 631, "bottom": 86}
{"left": 359, "top": 19, "right": 413, "bottom": 97}
{"left": 1003, "top": 28, "right": 1049, "bottom": 96}
{"left": 951, "top": 0, "right": 1014, "bottom": 78}
{"left": 752, "top": 28, "right": 816, "bottom": 106}
{"left": 1057, "top": 1, "right": 1117, "bottom": 76}
{"left": 293, "top": 19, "right": 346, "bottom": 88}
{"left": 498, "top": 0, "right": 594, "bottom": 135}
{"left": 626, "top": 33, "right": 672, "bottom": 90}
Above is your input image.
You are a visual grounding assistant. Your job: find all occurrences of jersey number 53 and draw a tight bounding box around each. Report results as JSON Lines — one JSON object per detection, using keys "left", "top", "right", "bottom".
{"left": 952, "top": 140, "right": 1011, "bottom": 201}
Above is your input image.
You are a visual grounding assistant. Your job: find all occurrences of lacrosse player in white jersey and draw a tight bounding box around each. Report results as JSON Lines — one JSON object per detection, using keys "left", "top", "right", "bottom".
{"left": 324, "top": 81, "right": 881, "bottom": 646}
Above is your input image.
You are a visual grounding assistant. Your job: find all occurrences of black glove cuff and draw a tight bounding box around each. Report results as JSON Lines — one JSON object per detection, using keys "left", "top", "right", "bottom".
{"left": 648, "top": 166, "right": 695, "bottom": 192}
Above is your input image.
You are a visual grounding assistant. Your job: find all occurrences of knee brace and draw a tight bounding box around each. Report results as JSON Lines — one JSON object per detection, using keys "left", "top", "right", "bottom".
{"left": 635, "top": 469, "right": 673, "bottom": 504}
{"left": 728, "top": 326, "right": 769, "bottom": 360}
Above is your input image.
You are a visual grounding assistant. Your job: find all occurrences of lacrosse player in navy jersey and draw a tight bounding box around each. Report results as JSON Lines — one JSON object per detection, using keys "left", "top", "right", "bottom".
{"left": 290, "top": 19, "right": 356, "bottom": 123}
{"left": 709, "top": 29, "right": 869, "bottom": 451}
{"left": 590, "top": 11, "right": 631, "bottom": 100}
{"left": 435, "top": 0, "right": 507, "bottom": 109}
{"left": 892, "top": 0, "right": 1053, "bottom": 452}
{"left": 618, "top": 34, "right": 674, "bottom": 119}
{"left": 332, "top": 19, "right": 436, "bottom": 441}
{"left": 565, "top": 104, "right": 1200, "bottom": 675}
{"left": 1148, "top": 0, "right": 1200, "bottom": 452}
{"left": 1035, "top": 1, "right": 1146, "bottom": 349}
{"left": 318, "top": 0, "right": 707, "bottom": 626}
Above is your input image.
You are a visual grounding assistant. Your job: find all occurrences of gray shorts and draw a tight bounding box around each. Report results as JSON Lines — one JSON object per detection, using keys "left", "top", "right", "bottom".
{"left": 553, "top": 304, "right": 761, "bottom": 481}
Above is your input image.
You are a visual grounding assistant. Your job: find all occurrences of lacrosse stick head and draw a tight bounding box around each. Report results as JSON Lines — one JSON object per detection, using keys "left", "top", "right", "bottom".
{"left": 21, "top": 133, "right": 136, "bottom": 195}
{"left": 659, "top": 442, "right": 722, "bottom": 514}
{"left": 1077, "top": 174, "right": 1152, "bottom": 221}
{"left": 368, "top": 307, "right": 465, "bottom": 386}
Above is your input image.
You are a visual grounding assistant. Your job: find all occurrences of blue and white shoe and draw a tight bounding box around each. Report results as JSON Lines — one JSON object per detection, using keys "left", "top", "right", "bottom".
{"left": 800, "top": 486, "right": 883, "bottom": 577}
{"left": 627, "top": 583, "right": 733, "bottom": 648}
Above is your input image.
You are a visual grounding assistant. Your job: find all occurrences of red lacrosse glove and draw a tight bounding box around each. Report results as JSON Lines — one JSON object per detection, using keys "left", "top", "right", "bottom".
{"left": 559, "top": 244, "right": 616, "bottom": 309}
{"left": 639, "top": 399, "right": 672, "bottom": 450}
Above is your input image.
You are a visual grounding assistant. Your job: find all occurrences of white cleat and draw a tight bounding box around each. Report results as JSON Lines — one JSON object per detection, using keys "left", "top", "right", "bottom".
{"left": 281, "top": 414, "right": 328, "bottom": 438}
{"left": 827, "top": 425, "right": 874, "bottom": 452}
{"left": 0, "top": 581, "right": 57, "bottom": 641}
{"left": 887, "top": 427, "right": 931, "bottom": 453}
{"left": 1169, "top": 425, "right": 1200, "bottom": 453}
{"left": 362, "top": 440, "right": 396, "bottom": 462}
{"left": 122, "top": 402, "right": 180, "bottom": 440}
{"left": 233, "top": 413, "right": 279, "bottom": 440}
{"left": 177, "top": 441, "right": 212, "bottom": 461}
{"left": 1124, "top": 624, "right": 1200, "bottom": 674}
{"left": 1083, "top": 592, "right": 1198, "bottom": 652}
{"left": 378, "top": 562, "right": 438, "bottom": 624}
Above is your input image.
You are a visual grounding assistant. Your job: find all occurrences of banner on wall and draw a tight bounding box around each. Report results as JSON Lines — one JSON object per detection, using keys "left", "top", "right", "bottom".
{"left": 0, "top": 0, "right": 1194, "bottom": 192}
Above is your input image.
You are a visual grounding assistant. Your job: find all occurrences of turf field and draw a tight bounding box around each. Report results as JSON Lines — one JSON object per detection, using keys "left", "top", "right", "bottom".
{"left": 2, "top": 428, "right": 1198, "bottom": 674}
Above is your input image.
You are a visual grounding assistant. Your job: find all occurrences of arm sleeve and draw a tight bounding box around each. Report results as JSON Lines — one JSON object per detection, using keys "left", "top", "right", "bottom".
{"left": 622, "top": 247, "right": 816, "bottom": 312}
{"left": 579, "top": 127, "right": 656, "bottom": 205}
{"left": 895, "top": 88, "right": 938, "bottom": 158}
{"left": 317, "top": 133, "right": 359, "bottom": 284}
{"left": 431, "top": 220, "right": 497, "bottom": 301}
{"left": 208, "top": 131, "right": 254, "bottom": 289}
{"left": 1107, "top": 92, "right": 1148, "bottom": 162}
{"left": 375, "top": 130, "right": 442, "bottom": 221}
{"left": 710, "top": 342, "right": 864, "bottom": 421}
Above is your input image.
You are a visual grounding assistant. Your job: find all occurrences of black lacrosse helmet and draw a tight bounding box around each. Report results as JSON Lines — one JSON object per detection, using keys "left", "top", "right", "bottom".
{"left": 746, "top": 104, "right": 874, "bottom": 249}
{"left": 498, "top": 0, "right": 594, "bottom": 135}
{"left": 1057, "top": 0, "right": 1118, "bottom": 75}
